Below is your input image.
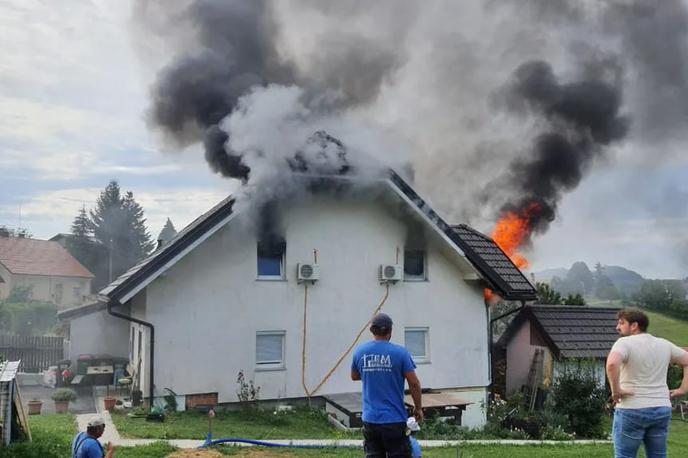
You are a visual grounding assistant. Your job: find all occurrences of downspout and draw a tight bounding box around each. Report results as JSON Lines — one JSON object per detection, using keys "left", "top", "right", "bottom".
{"left": 487, "top": 301, "right": 525, "bottom": 391}
{"left": 106, "top": 299, "right": 155, "bottom": 406}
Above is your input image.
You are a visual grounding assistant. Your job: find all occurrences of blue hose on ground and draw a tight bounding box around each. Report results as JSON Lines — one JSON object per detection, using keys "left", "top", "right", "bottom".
{"left": 201, "top": 432, "right": 357, "bottom": 449}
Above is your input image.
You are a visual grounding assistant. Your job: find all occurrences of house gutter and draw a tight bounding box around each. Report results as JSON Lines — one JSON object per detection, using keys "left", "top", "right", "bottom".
{"left": 105, "top": 298, "right": 155, "bottom": 406}
{"left": 487, "top": 303, "right": 525, "bottom": 391}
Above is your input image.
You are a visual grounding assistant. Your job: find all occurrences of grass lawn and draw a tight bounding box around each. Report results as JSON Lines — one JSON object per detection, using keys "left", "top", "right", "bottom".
{"left": 112, "top": 407, "right": 347, "bottom": 440}
{"left": 644, "top": 310, "right": 688, "bottom": 347}
{"left": 4, "top": 412, "right": 687, "bottom": 457}
{"left": 585, "top": 305, "right": 688, "bottom": 347}
{"left": 0, "top": 414, "right": 176, "bottom": 458}
{"left": 211, "top": 416, "right": 687, "bottom": 457}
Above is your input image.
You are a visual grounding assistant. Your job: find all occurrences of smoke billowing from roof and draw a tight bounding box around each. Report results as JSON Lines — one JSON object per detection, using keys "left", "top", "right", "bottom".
{"left": 136, "top": 0, "right": 688, "bottom": 254}
{"left": 494, "top": 59, "right": 629, "bottom": 237}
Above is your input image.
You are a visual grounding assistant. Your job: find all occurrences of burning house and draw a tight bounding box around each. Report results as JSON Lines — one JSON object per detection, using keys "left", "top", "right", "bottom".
{"left": 69, "top": 0, "right": 685, "bottom": 428}
{"left": 75, "top": 164, "right": 535, "bottom": 427}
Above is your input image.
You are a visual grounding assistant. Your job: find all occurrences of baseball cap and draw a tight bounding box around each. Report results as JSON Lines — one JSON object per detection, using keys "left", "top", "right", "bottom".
{"left": 87, "top": 415, "right": 105, "bottom": 427}
{"left": 406, "top": 416, "right": 420, "bottom": 432}
{"left": 371, "top": 313, "right": 393, "bottom": 331}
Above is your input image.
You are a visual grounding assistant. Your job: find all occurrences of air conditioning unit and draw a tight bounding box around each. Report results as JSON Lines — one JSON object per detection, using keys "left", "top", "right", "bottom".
{"left": 379, "top": 264, "right": 402, "bottom": 283}
{"left": 297, "top": 263, "right": 320, "bottom": 283}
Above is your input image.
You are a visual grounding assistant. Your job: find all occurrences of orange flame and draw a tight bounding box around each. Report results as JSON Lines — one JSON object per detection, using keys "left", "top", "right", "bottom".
{"left": 484, "top": 202, "right": 541, "bottom": 303}
{"left": 491, "top": 210, "right": 532, "bottom": 270}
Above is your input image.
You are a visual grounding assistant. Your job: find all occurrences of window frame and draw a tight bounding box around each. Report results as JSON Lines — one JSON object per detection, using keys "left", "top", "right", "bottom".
{"left": 255, "top": 330, "right": 286, "bottom": 371}
{"left": 256, "top": 239, "right": 286, "bottom": 281}
{"left": 403, "top": 249, "right": 427, "bottom": 281}
{"left": 404, "top": 327, "right": 430, "bottom": 364}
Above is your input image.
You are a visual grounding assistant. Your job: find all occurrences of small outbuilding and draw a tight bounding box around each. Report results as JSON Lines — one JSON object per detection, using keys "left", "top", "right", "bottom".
{"left": 0, "top": 361, "right": 30, "bottom": 446}
{"left": 496, "top": 305, "right": 619, "bottom": 397}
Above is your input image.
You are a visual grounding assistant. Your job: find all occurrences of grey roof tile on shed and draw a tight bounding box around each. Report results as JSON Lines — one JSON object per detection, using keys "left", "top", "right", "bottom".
{"left": 498, "top": 305, "right": 620, "bottom": 359}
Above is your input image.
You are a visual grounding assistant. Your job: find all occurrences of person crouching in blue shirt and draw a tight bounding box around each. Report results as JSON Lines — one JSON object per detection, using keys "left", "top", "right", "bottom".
{"left": 351, "top": 313, "right": 423, "bottom": 458}
{"left": 71, "top": 415, "right": 115, "bottom": 458}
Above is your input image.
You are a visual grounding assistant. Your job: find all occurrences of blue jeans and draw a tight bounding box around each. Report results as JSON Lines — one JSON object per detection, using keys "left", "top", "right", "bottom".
{"left": 613, "top": 407, "right": 672, "bottom": 458}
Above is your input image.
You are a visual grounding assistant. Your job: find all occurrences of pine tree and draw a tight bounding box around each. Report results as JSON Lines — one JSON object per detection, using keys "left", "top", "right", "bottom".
{"left": 157, "top": 218, "right": 177, "bottom": 246}
{"left": 67, "top": 205, "right": 108, "bottom": 291}
{"left": 71, "top": 206, "right": 91, "bottom": 238}
{"left": 88, "top": 180, "right": 154, "bottom": 282}
{"left": 123, "top": 190, "right": 155, "bottom": 259}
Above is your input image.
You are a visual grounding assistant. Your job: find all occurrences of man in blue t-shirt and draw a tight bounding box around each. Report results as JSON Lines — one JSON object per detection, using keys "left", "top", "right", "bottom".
{"left": 71, "top": 415, "right": 115, "bottom": 458}
{"left": 351, "top": 313, "right": 423, "bottom": 458}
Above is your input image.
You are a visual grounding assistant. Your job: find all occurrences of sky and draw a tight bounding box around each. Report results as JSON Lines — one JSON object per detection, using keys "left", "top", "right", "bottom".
{"left": 1, "top": 0, "right": 687, "bottom": 280}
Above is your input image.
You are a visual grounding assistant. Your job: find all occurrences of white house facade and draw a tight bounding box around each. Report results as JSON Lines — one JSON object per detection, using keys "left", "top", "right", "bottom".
{"left": 98, "top": 173, "right": 537, "bottom": 428}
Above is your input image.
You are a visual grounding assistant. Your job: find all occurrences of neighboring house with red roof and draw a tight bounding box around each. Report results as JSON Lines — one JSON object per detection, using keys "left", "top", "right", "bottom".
{"left": 0, "top": 235, "right": 94, "bottom": 309}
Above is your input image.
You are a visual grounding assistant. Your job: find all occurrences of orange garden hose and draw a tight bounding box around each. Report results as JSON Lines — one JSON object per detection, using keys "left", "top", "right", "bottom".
{"left": 301, "top": 282, "right": 391, "bottom": 398}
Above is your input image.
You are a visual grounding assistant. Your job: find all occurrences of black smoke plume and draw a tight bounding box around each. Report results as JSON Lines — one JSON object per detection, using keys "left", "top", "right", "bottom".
{"left": 498, "top": 60, "right": 629, "bottom": 235}
{"left": 147, "top": 0, "right": 293, "bottom": 181}
{"left": 144, "top": 0, "right": 407, "bottom": 182}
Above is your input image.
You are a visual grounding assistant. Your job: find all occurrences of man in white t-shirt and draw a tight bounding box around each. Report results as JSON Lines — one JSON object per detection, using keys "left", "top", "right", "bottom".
{"left": 606, "top": 309, "right": 688, "bottom": 458}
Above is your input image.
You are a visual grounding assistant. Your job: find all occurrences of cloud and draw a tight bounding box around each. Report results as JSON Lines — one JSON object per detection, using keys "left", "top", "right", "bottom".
{"left": 0, "top": 185, "right": 235, "bottom": 241}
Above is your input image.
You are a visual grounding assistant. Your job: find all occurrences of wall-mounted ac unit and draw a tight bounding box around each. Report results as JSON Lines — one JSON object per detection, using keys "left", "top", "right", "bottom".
{"left": 297, "top": 263, "right": 320, "bottom": 283}
{"left": 379, "top": 264, "right": 402, "bottom": 283}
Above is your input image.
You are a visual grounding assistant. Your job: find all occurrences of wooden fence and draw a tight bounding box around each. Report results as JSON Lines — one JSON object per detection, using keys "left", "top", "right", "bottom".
{"left": 0, "top": 335, "right": 64, "bottom": 372}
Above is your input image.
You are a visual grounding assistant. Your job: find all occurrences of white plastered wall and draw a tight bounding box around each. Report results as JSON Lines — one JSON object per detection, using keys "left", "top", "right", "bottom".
{"left": 131, "top": 195, "right": 490, "bottom": 425}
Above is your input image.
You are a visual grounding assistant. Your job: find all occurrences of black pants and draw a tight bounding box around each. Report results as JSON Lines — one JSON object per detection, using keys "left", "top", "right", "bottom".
{"left": 363, "top": 422, "right": 411, "bottom": 458}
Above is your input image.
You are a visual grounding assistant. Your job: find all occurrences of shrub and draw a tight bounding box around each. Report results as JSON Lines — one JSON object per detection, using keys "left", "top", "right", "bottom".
{"left": 550, "top": 362, "right": 607, "bottom": 438}
{"left": 51, "top": 388, "right": 78, "bottom": 402}
{"left": 236, "top": 370, "right": 260, "bottom": 411}
{"left": 416, "top": 413, "right": 462, "bottom": 439}
{"left": 0, "top": 301, "right": 58, "bottom": 335}
{"left": 541, "top": 424, "right": 575, "bottom": 440}
{"left": 668, "top": 364, "right": 683, "bottom": 390}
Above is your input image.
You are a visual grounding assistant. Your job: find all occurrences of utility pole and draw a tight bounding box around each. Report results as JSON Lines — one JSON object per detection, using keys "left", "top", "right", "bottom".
{"left": 109, "top": 237, "right": 113, "bottom": 283}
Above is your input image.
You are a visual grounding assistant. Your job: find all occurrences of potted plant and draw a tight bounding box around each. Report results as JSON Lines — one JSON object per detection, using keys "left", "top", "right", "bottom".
{"left": 51, "top": 388, "right": 77, "bottom": 414}
{"left": 104, "top": 385, "right": 116, "bottom": 412}
{"left": 27, "top": 398, "right": 43, "bottom": 415}
{"left": 104, "top": 396, "right": 117, "bottom": 412}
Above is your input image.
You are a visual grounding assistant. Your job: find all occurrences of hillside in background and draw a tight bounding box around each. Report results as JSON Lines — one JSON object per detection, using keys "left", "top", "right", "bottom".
{"left": 533, "top": 262, "right": 646, "bottom": 298}
{"left": 645, "top": 310, "right": 688, "bottom": 347}
{"left": 604, "top": 266, "right": 646, "bottom": 295}
{"left": 532, "top": 268, "right": 569, "bottom": 282}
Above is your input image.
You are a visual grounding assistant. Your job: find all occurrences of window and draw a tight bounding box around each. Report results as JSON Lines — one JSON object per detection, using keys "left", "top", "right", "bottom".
{"left": 257, "top": 238, "right": 286, "bottom": 279}
{"left": 73, "top": 286, "right": 82, "bottom": 301}
{"left": 404, "top": 327, "right": 429, "bottom": 363}
{"left": 54, "top": 283, "right": 63, "bottom": 304}
{"left": 404, "top": 249, "right": 426, "bottom": 280}
{"left": 256, "top": 331, "right": 285, "bottom": 369}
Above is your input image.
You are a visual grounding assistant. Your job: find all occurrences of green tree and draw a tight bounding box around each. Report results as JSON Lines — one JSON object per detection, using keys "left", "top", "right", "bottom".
{"left": 563, "top": 293, "right": 586, "bottom": 305}
{"left": 0, "top": 226, "right": 32, "bottom": 238}
{"left": 88, "top": 180, "right": 154, "bottom": 283}
{"left": 535, "top": 282, "right": 562, "bottom": 305}
{"left": 634, "top": 280, "right": 682, "bottom": 311}
{"left": 157, "top": 218, "right": 177, "bottom": 246}
{"left": 66, "top": 206, "right": 109, "bottom": 291}
{"left": 71, "top": 206, "right": 90, "bottom": 238}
